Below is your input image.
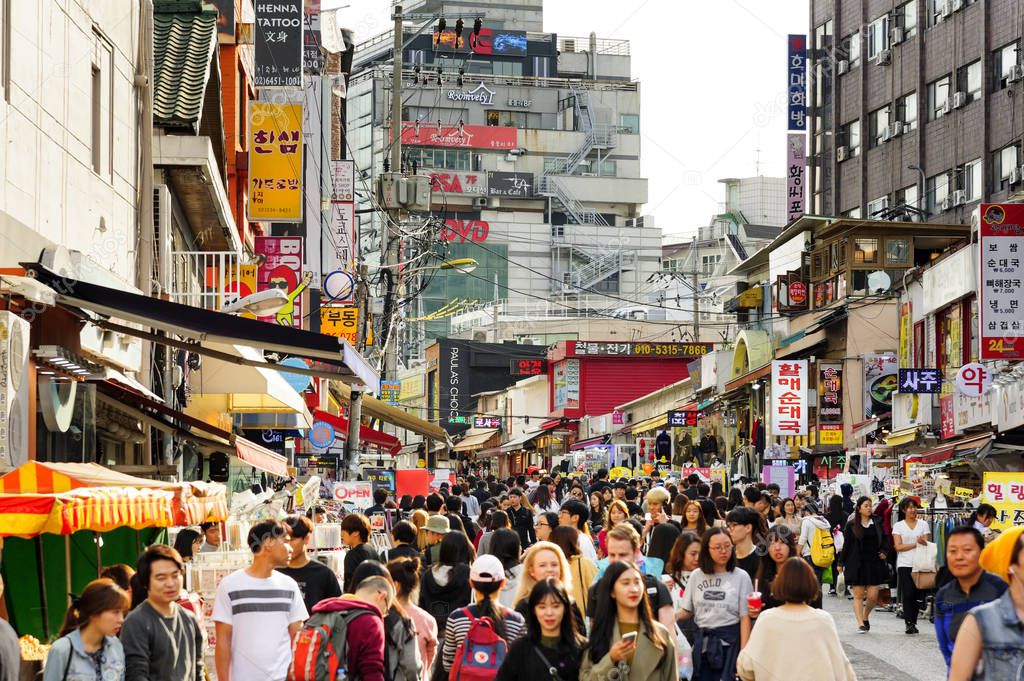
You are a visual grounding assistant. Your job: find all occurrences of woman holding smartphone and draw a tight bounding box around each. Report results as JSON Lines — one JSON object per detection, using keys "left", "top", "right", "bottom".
{"left": 580, "top": 560, "right": 676, "bottom": 681}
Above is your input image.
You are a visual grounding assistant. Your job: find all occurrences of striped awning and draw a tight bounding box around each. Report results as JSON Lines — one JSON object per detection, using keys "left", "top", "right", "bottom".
{"left": 631, "top": 413, "right": 669, "bottom": 435}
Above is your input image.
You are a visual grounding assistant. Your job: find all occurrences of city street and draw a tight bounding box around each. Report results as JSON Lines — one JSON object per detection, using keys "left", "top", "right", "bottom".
{"left": 822, "top": 593, "right": 947, "bottom": 681}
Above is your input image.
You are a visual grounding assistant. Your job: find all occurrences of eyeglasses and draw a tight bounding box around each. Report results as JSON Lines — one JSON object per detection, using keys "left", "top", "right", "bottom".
{"left": 535, "top": 522, "right": 549, "bottom": 528}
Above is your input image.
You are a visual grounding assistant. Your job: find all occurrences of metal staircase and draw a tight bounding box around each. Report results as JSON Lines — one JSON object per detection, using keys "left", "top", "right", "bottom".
{"left": 538, "top": 87, "right": 617, "bottom": 226}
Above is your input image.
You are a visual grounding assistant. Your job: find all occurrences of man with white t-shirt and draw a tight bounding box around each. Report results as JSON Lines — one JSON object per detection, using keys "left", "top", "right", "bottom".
{"left": 213, "top": 519, "right": 308, "bottom": 681}
{"left": 891, "top": 496, "right": 930, "bottom": 635}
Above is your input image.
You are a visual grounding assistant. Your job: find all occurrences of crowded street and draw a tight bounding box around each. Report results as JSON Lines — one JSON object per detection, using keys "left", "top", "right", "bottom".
{"left": 3, "top": 0, "right": 1024, "bottom": 680}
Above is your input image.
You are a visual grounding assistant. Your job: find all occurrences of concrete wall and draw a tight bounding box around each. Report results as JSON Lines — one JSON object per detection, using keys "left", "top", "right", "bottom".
{"left": 0, "top": 1, "right": 140, "bottom": 286}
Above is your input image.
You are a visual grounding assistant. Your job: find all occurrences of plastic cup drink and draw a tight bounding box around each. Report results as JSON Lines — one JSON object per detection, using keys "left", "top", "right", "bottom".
{"left": 747, "top": 591, "right": 762, "bottom": 610}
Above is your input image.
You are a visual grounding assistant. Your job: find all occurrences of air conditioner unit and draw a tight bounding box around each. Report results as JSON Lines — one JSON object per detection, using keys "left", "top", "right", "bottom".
{"left": 836, "top": 146, "right": 849, "bottom": 161}
{"left": 889, "top": 122, "right": 903, "bottom": 138}
{"left": 1007, "top": 168, "right": 1021, "bottom": 185}
{"left": 837, "top": 59, "right": 849, "bottom": 75}
{"left": 940, "top": 99, "right": 953, "bottom": 115}
{"left": 902, "top": 122, "right": 914, "bottom": 134}
{"left": 951, "top": 91, "right": 969, "bottom": 109}
{"left": 952, "top": 189, "right": 967, "bottom": 206}
{"left": 951, "top": 0, "right": 964, "bottom": 10}
{"left": 472, "top": 196, "right": 488, "bottom": 208}
{"left": 0, "top": 312, "right": 30, "bottom": 469}
{"left": 1008, "top": 65, "right": 1024, "bottom": 83}
{"left": 877, "top": 49, "right": 891, "bottom": 65}
{"left": 941, "top": 196, "right": 954, "bottom": 211}
{"left": 880, "top": 125, "right": 893, "bottom": 142}
{"left": 890, "top": 27, "right": 905, "bottom": 45}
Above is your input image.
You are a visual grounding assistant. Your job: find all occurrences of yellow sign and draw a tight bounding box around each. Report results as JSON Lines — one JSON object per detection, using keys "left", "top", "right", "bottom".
{"left": 818, "top": 427, "right": 843, "bottom": 445}
{"left": 982, "top": 472, "right": 1024, "bottom": 530}
{"left": 221, "top": 264, "right": 258, "bottom": 318}
{"left": 248, "top": 102, "right": 303, "bottom": 221}
{"left": 609, "top": 467, "right": 631, "bottom": 480}
{"left": 320, "top": 306, "right": 359, "bottom": 344}
{"left": 954, "top": 486, "right": 975, "bottom": 500}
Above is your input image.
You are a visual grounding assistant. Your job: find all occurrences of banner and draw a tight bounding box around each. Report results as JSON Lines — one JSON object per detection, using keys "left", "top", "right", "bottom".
{"left": 249, "top": 102, "right": 304, "bottom": 220}
{"left": 898, "top": 302, "right": 913, "bottom": 368}
{"left": 366, "top": 469, "right": 396, "bottom": 495}
{"left": 680, "top": 467, "right": 727, "bottom": 490}
{"left": 255, "top": 236, "right": 307, "bottom": 327}
{"left": 302, "top": 10, "right": 323, "bottom": 75}
{"left": 863, "top": 354, "right": 898, "bottom": 418}
{"left": 771, "top": 360, "right": 808, "bottom": 436}
{"left": 983, "top": 472, "right": 1024, "bottom": 530}
{"left": 980, "top": 204, "right": 1024, "bottom": 359}
{"left": 332, "top": 481, "right": 373, "bottom": 507}
{"left": 786, "top": 134, "right": 806, "bottom": 224}
{"left": 787, "top": 34, "right": 807, "bottom": 130}
{"left": 254, "top": 0, "right": 303, "bottom": 87}
{"left": 400, "top": 122, "right": 517, "bottom": 149}
{"left": 763, "top": 464, "right": 796, "bottom": 498}
{"left": 818, "top": 362, "right": 843, "bottom": 447}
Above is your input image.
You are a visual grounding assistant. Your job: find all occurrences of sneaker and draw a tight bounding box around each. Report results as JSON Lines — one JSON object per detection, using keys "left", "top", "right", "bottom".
{"left": 863, "top": 620, "right": 870, "bottom": 631}
{"left": 828, "top": 589, "right": 837, "bottom": 596}
{"left": 858, "top": 624, "right": 868, "bottom": 633}
{"left": 906, "top": 624, "right": 919, "bottom": 635}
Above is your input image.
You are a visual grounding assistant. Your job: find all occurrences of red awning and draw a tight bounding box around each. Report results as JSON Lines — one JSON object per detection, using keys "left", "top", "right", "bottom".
{"left": 235, "top": 437, "right": 290, "bottom": 477}
{"left": 539, "top": 419, "right": 578, "bottom": 432}
{"left": 313, "top": 409, "right": 402, "bottom": 456}
{"left": 724, "top": 364, "right": 772, "bottom": 393}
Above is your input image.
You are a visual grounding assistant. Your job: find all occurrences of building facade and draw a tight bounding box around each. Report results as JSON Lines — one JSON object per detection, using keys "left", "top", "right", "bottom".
{"left": 808, "top": 0, "right": 1024, "bottom": 221}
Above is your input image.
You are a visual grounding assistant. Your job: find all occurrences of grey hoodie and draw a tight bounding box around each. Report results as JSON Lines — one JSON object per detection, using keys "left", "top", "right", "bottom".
{"left": 799, "top": 515, "right": 832, "bottom": 557}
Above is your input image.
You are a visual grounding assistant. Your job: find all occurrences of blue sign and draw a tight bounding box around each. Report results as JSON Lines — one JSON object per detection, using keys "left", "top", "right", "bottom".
{"left": 308, "top": 420, "right": 336, "bottom": 449}
{"left": 379, "top": 380, "right": 401, "bottom": 406}
{"left": 787, "top": 34, "right": 807, "bottom": 131}
{"left": 278, "top": 357, "right": 312, "bottom": 394}
{"left": 898, "top": 368, "right": 943, "bottom": 394}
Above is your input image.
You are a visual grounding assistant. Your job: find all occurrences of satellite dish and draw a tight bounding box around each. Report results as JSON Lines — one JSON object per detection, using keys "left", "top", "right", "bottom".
{"left": 867, "top": 271, "right": 891, "bottom": 293}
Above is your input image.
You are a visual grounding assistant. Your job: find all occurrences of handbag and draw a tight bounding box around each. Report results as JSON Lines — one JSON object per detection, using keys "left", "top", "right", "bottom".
{"left": 912, "top": 541, "right": 938, "bottom": 589}
{"left": 675, "top": 625, "right": 693, "bottom": 680}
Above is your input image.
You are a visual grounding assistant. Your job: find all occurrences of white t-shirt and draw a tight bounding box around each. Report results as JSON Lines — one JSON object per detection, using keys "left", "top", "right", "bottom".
{"left": 679, "top": 567, "right": 752, "bottom": 629}
{"left": 892, "top": 519, "right": 930, "bottom": 569}
{"left": 212, "top": 568, "right": 308, "bottom": 681}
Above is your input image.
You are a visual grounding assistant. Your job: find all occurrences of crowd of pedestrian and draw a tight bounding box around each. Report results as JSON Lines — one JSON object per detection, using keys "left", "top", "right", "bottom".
{"left": 14, "top": 468, "right": 1024, "bottom": 681}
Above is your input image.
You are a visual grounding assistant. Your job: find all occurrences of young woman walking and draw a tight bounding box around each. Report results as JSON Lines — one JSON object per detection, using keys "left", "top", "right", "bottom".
{"left": 496, "top": 578, "right": 587, "bottom": 681}
{"left": 44, "top": 578, "right": 128, "bottom": 681}
{"left": 840, "top": 496, "right": 889, "bottom": 632}
{"left": 892, "top": 496, "right": 930, "bottom": 634}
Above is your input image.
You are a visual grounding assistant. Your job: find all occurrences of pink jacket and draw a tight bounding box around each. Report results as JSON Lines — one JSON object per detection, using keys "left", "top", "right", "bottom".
{"left": 404, "top": 601, "right": 438, "bottom": 681}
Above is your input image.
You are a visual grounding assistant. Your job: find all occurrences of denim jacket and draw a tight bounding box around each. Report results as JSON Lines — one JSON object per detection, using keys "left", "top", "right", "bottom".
{"left": 971, "top": 590, "right": 1024, "bottom": 681}
{"left": 43, "top": 629, "right": 125, "bottom": 681}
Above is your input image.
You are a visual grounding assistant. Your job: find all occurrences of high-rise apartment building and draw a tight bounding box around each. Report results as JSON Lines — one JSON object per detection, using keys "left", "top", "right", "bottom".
{"left": 807, "top": 0, "right": 1024, "bottom": 221}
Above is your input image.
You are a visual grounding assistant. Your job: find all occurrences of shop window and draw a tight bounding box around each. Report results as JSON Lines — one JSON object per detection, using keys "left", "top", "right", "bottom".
{"left": 886, "top": 238, "right": 911, "bottom": 265}
{"left": 853, "top": 238, "right": 879, "bottom": 264}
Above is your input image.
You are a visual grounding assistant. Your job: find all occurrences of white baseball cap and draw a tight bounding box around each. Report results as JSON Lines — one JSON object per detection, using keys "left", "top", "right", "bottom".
{"left": 470, "top": 554, "right": 505, "bottom": 583}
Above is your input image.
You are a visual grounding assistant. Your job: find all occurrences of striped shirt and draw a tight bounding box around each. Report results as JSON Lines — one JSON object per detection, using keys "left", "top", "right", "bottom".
{"left": 212, "top": 569, "right": 308, "bottom": 681}
{"left": 441, "top": 603, "right": 525, "bottom": 672}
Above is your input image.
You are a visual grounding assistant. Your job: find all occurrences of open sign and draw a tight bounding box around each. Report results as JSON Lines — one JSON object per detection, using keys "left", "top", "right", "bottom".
{"left": 332, "top": 481, "right": 373, "bottom": 507}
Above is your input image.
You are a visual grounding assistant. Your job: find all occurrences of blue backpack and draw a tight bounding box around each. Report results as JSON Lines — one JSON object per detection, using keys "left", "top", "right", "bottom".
{"left": 448, "top": 607, "right": 508, "bottom": 681}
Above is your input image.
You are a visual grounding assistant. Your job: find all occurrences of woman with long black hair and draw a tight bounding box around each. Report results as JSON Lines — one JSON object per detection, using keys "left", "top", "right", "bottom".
{"left": 531, "top": 478, "right": 560, "bottom": 516}
{"left": 752, "top": 525, "right": 801, "bottom": 615}
{"left": 419, "top": 531, "right": 475, "bottom": 633}
{"left": 44, "top": 579, "right": 128, "bottom": 681}
{"left": 840, "top": 496, "right": 889, "bottom": 632}
{"left": 496, "top": 578, "right": 587, "bottom": 681}
{"left": 580, "top": 560, "right": 676, "bottom": 681}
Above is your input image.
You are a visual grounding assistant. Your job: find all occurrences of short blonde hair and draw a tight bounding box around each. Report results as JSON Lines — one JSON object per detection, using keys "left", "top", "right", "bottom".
{"left": 645, "top": 486, "right": 671, "bottom": 507}
{"left": 606, "top": 522, "right": 641, "bottom": 551}
{"left": 512, "top": 541, "right": 572, "bottom": 604}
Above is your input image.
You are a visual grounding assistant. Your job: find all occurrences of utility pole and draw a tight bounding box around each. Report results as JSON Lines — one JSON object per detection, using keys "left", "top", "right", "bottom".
{"left": 382, "top": 5, "right": 404, "bottom": 390}
{"left": 691, "top": 235, "right": 700, "bottom": 342}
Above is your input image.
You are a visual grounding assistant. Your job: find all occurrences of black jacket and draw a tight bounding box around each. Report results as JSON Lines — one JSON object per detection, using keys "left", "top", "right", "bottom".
{"left": 419, "top": 564, "right": 472, "bottom": 633}
{"left": 495, "top": 635, "right": 585, "bottom": 681}
{"left": 343, "top": 542, "right": 381, "bottom": 593}
{"left": 507, "top": 505, "right": 535, "bottom": 546}
{"left": 839, "top": 518, "right": 887, "bottom": 572}
{"left": 472, "top": 488, "right": 491, "bottom": 506}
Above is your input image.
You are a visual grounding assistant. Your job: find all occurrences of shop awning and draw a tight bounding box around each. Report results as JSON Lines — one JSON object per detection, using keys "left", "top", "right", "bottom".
{"left": 313, "top": 409, "right": 402, "bottom": 456}
{"left": 571, "top": 435, "right": 610, "bottom": 451}
{"left": 851, "top": 417, "right": 881, "bottom": 441}
{"left": 25, "top": 263, "right": 378, "bottom": 387}
{"left": 631, "top": 413, "right": 669, "bottom": 435}
{"left": 234, "top": 437, "right": 290, "bottom": 477}
{"left": 906, "top": 433, "right": 995, "bottom": 466}
{"left": 539, "top": 419, "right": 578, "bottom": 433}
{"left": 452, "top": 429, "right": 498, "bottom": 452}
{"left": 331, "top": 382, "right": 450, "bottom": 445}
{"left": 883, "top": 426, "right": 919, "bottom": 446}
{"left": 501, "top": 427, "right": 548, "bottom": 452}
{"left": 476, "top": 446, "right": 503, "bottom": 459}
{"left": 723, "top": 363, "right": 772, "bottom": 393}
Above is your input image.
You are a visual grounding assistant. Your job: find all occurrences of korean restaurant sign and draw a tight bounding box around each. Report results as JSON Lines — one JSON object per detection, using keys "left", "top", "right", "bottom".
{"left": 982, "top": 472, "right": 1024, "bottom": 530}
{"left": 248, "top": 102, "right": 303, "bottom": 220}
{"left": 817, "top": 363, "right": 843, "bottom": 447}
{"left": 320, "top": 306, "right": 359, "bottom": 344}
{"left": 771, "top": 360, "right": 808, "bottom": 436}
{"left": 786, "top": 134, "right": 806, "bottom": 223}
{"left": 400, "top": 122, "right": 517, "bottom": 150}
{"left": 254, "top": 0, "right": 303, "bottom": 87}
{"left": 787, "top": 34, "right": 807, "bottom": 131}
{"left": 980, "top": 204, "right": 1024, "bottom": 360}
{"left": 255, "top": 236, "right": 308, "bottom": 328}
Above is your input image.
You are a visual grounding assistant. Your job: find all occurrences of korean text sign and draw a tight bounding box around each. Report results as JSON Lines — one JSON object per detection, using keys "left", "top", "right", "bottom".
{"left": 320, "top": 306, "right": 358, "bottom": 344}
{"left": 249, "top": 103, "right": 303, "bottom": 220}
{"left": 787, "top": 35, "right": 807, "bottom": 131}
{"left": 771, "top": 360, "right": 808, "bottom": 436}
{"left": 979, "top": 204, "right": 1024, "bottom": 360}
{"left": 983, "top": 472, "right": 1024, "bottom": 530}
{"left": 254, "top": 0, "right": 303, "bottom": 87}
{"left": 786, "top": 134, "right": 806, "bottom": 223}
{"left": 255, "top": 236, "right": 307, "bottom": 328}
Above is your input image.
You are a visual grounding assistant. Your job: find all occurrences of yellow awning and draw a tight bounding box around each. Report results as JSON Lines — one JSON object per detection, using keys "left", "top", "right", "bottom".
{"left": 736, "top": 286, "right": 763, "bottom": 308}
{"left": 884, "top": 426, "right": 919, "bottom": 446}
{"left": 452, "top": 429, "right": 498, "bottom": 452}
{"left": 631, "top": 413, "right": 669, "bottom": 435}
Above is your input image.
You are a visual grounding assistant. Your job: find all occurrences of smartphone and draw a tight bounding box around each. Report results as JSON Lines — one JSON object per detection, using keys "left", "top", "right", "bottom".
{"left": 644, "top": 512, "right": 651, "bottom": 522}
{"left": 621, "top": 631, "right": 638, "bottom": 644}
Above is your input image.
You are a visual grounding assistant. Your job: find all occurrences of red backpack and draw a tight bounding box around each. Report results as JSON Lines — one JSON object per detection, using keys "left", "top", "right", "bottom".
{"left": 448, "top": 607, "right": 508, "bottom": 681}
{"left": 288, "top": 607, "right": 375, "bottom": 681}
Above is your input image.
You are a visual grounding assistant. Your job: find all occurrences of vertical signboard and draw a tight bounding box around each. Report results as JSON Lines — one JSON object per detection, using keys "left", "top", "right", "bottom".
{"left": 979, "top": 204, "right": 1024, "bottom": 360}
{"left": 818, "top": 362, "right": 843, "bottom": 447}
{"left": 249, "top": 102, "right": 303, "bottom": 221}
{"left": 787, "top": 34, "right": 807, "bottom": 131}
{"left": 898, "top": 302, "right": 913, "bottom": 368}
{"left": 786, "top": 134, "right": 806, "bottom": 224}
{"left": 255, "top": 236, "right": 308, "bottom": 328}
{"left": 303, "top": 9, "right": 323, "bottom": 75}
{"left": 254, "top": 0, "right": 303, "bottom": 87}
{"left": 771, "top": 360, "right": 808, "bottom": 436}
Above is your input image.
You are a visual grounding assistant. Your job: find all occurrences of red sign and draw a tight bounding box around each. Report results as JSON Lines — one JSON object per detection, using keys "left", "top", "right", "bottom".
{"left": 255, "top": 236, "right": 307, "bottom": 328}
{"left": 401, "top": 122, "right": 517, "bottom": 150}
{"left": 789, "top": 281, "right": 807, "bottom": 304}
{"left": 940, "top": 395, "right": 956, "bottom": 439}
{"left": 440, "top": 219, "right": 489, "bottom": 243}
{"left": 429, "top": 172, "right": 485, "bottom": 195}
{"left": 979, "top": 203, "right": 1024, "bottom": 360}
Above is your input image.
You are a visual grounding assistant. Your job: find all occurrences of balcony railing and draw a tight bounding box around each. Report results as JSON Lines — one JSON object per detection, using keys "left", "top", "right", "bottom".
{"left": 168, "top": 251, "right": 248, "bottom": 311}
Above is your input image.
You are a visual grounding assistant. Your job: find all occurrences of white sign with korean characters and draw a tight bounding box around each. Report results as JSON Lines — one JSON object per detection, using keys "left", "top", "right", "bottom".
{"left": 771, "top": 359, "right": 808, "bottom": 436}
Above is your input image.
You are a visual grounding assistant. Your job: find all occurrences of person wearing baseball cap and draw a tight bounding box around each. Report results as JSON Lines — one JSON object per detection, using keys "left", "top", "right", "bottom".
{"left": 439, "top": 555, "right": 527, "bottom": 675}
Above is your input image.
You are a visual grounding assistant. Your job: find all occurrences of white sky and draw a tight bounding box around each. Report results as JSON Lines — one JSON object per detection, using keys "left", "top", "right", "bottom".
{"left": 332, "top": 0, "right": 810, "bottom": 241}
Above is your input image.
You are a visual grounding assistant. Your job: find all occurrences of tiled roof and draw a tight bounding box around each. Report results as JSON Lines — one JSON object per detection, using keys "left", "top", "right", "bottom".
{"left": 153, "top": 0, "right": 218, "bottom": 129}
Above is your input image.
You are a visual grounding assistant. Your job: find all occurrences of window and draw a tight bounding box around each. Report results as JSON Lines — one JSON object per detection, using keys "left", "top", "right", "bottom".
{"left": 887, "top": 238, "right": 911, "bottom": 265}
{"left": 867, "top": 15, "right": 889, "bottom": 60}
{"left": 894, "top": 1, "right": 917, "bottom": 39}
{"left": 955, "top": 158, "right": 983, "bottom": 202}
{"left": 927, "top": 75, "right": 951, "bottom": 121}
{"left": 995, "top": 144, "right": 1020, "bottom": 190}
{"left": 91, "top": 66, "right": 101, "bottom": 173}
{"left": 619, "top": 114, "right": 639, "bottom": 134}
{"left": 405, "top": 147, "right": 472, "bottom": 171}
{"left": 90, "top": 30, "right": 112, "bottom": 177}
{"left": 896, "top": 184, "right": 919, "bottom": 210}
{"left": 926, "top": 171, "right": 950, "bottom": 214}
{"left": 895, "top": 91, "right": 918, "bottom": 131}
{"left": 868, "top": 196, "right": 889, "bottom": 217}
{"left": 492, "top": 61, "right": 522, "bottom": 78}
{"left": 839, "top": 119, "right": 860, "bottom": 156}
{"left": 993, "top": 41, "right": 1021, "bottom": 90}
{"left": 532, "top": 56, "right": 550, "bottom": 81}
{"left": 701, "top": 255, "right": 722, "bottom": 275}
{"left": 869, "top": 105, "right": 891, "bottom": 147}
{"left": 854, "top": 238, "right": 880, "bottom": 264}
{"left": 927, "top": 0, "right": 946, "bottom": 26}
{"left": 841, "top": 207, "right": 862, "bottom": 218}
{"left": 485, "top": 110, "right": 539, "bottom": 128}
{"left": 955, "top": 60, "right": 982, "bottom": 103}
{"left": 840, "top": 32, "right": 861, "bottom": 69}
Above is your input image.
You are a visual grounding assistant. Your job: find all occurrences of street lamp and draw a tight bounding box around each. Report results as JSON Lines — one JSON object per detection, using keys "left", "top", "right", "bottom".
{"left": 435, "top": 258, "right": 478, "bottom": 274}
{"left": 222, "top": 289, "right": 288, "bottom": 316}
